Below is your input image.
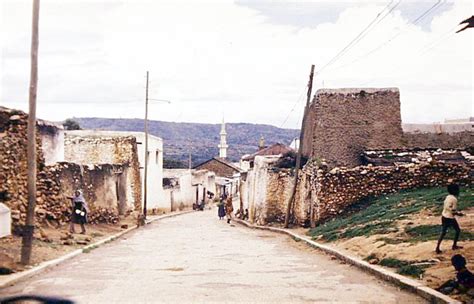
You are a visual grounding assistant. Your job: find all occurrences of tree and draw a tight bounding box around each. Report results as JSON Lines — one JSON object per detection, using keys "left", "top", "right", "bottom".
{"left": 63, "top": 119, "right": 81, "bottom": 130}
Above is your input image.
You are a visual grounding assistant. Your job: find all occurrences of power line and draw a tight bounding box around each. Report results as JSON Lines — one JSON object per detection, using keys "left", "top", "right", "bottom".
{"left": 280, "top": 85, "right": 307, "bottom": 128}
{"left": 325, "top": 0, "right": 446, "bottom": 73}
{"left": 360, "top": 23, "right": 459, "bottom": 86}
{"left": 316, "top": 0, "right": 400, "bottom": 75}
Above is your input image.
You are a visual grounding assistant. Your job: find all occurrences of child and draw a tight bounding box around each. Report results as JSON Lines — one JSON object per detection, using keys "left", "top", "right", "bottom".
{"left": 438, "top": 254, "right": 474, "bottom": 296}
{"left": 436, "top": 184, "right": 463, "bottom": 254}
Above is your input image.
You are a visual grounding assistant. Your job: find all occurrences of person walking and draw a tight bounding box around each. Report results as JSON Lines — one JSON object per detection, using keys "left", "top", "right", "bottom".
{"left": 225, "top": 194, "right": 234, "bottom": 224}
{"left": 68, "top": 190, "right": 89, "bottom": 234}
{"left": 217, "top": 197, "right": 226, "bottom": 220}
{"left": 436, "top": 184, "right": 463, "bottom": 254}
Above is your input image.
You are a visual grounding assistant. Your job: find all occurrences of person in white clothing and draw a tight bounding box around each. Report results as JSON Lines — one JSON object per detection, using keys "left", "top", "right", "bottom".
{"left": 436, "top": 184, "right": 463, "bottom": 254}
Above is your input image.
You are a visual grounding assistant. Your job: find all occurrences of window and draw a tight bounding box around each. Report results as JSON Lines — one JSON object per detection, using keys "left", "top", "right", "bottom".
{"left": 156, "top": 151, "right": 160, "bottom": 165}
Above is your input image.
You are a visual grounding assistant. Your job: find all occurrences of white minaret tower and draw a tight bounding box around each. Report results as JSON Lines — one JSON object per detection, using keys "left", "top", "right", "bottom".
{"left": 218, "top": 118, "right": 228, "bottom": 158}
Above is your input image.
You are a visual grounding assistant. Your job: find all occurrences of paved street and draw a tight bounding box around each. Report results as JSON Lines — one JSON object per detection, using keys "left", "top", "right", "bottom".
{"left": 1, "top": 211, "right": 425, "bottom": 303}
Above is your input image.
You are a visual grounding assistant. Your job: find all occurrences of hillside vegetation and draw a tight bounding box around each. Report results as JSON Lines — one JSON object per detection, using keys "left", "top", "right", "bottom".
{"left": 73, "top": 117, "right": 299, "bottom": 166}
{"left": 309, "top": 186, "right": 474, "bottom": 302}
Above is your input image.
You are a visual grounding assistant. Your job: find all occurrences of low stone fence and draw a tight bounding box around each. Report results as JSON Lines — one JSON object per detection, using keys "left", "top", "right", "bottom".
{"left": 310, "top": 160, "right": 473, "bottom": 223}
{"left": 241, "top": 150, "right": 473, "bottom": 226}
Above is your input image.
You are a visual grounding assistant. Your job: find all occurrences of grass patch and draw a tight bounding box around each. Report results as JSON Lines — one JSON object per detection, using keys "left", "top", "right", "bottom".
{"left": 405, "top": 225, "right": 474, "bottom": 242}
{"left": 309, "top": 186, "right": 473, "bottom": 242}
{"left": 83, "top": 245, "right": 98, "bottom": 253}
{"left": 375, "top": 237, "right": 405, "bottom": 244}
{"left": 379, "top": 258, "right": 428, "bottom": 278}
{"left": 364, "top": 253, "right": 377, "bottom": 261}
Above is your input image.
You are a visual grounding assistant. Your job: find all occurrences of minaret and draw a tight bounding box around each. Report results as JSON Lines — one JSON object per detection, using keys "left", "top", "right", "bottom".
{"left": 258, "top": 136, "right": 265, "bottom": 150}
{"left": 218, "top": 118, "right": 228, "bottom": 158}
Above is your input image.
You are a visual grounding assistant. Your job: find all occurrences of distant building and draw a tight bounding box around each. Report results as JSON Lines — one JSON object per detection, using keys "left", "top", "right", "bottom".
{"left": 65, "top": 130, "right": 165, "bottom": 212}
{"left": 163, "top": 169, "right": 216, "bottom": 211}
{"left": 240, "top": 143, "right": 294, "bottom": 171}
{"left": 402, "top": 117, "right": 473, "bottom": 134}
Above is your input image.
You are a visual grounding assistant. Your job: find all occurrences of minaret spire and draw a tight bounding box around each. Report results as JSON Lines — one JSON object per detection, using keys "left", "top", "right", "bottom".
{"left": 218, "top": 117, "right": 228, "bottom": 158}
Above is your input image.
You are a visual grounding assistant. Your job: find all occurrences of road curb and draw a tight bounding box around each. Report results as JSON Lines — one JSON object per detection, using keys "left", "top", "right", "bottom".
{"left": 0, "top": 210, "right": 195, "bottom": 290}
{"left": 233, "top": 219, "right": 460, "bottom": 304}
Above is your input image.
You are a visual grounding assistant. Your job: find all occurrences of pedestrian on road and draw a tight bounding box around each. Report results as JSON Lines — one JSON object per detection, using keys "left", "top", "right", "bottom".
{"left": 226, "top": 195, "right": 234, "bottom": 224}
{"left": 68, "top": 190, "right": 89, "bottom": 234}
{"left": 436, "top": 184, "right": 463, "bottom": 254}
{"left": 217, "top": 198, "right": 226, "bottom": 220}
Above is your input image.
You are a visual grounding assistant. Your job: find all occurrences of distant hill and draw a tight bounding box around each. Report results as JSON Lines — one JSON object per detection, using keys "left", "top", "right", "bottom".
{"left": 73, "top": 118, "right": 299, "bottom": 167}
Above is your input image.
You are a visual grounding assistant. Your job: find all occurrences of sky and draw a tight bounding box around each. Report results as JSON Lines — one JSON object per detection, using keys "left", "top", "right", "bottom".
{"left": 1, "top": 0, "right": 472, "bottom": 128}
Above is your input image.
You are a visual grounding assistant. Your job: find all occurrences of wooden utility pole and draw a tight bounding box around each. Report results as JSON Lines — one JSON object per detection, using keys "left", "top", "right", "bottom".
{"left": 143, "top": 71, "right": 149, "bottom": 219}
{"left": 284, "top": 64, "right": 315, "bottom": 228}
{"left": 21, "top": 0, "right": 40, "bottom": 265}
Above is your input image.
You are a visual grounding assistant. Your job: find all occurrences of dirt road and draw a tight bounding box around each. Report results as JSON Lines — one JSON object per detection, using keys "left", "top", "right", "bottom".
{"left": 1, "top": 211, "right": 425, "bottom": 303}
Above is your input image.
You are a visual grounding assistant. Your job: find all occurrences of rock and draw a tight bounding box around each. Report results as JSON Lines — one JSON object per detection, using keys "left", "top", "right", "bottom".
{"left": 11, "top": 210, "right": 21, "bottom": 221}
{"left": 60, "top": 232, "right": 73, "bottom": 240}
{"left": 0, "top": 252, "right": 16, "bottom": 273}
{"left": 76, "top": 240, "right": 89, "bottom": 245}
{"left": 62, "top": 240, "right": 73, "bottom": 245}
{"left": 368, "top": 258, "right": 379, "bottom": 265}
{"left": 121, "top": 224, "right": 128, "bottom": 229}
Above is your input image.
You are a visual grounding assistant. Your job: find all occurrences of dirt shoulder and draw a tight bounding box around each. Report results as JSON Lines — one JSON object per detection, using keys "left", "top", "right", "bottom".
{"left": 308, "top": 186, "right": 474, "bottom": 303}
{"left": 0, "top": 214, "right": 139, "bottom": 274}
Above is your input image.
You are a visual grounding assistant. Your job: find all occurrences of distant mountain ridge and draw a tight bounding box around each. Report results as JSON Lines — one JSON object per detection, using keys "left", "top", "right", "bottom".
{"left": 73, "top": 117, "right": 299, "bottom": 166}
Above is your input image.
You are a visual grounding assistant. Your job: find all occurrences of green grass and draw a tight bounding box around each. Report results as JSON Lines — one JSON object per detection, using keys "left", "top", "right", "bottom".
{"left": 379, "top": 258, "right": 428, "bottom": 278}
{"left": 405, "top": 225, "right": 474, "bottom": 242}
{"left": 309, "top": 186, "right": 473, "bottom": 241}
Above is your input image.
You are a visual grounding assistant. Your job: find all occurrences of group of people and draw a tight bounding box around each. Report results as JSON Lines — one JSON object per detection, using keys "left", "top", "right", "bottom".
{"left": 435, "top": 184, "right": 474, "bottom": 296}
{"left": 216, "top": 194, "right": 249, "bottom": 224}
{"left": 217, "top": 194, "right": 234, "bottom": 224}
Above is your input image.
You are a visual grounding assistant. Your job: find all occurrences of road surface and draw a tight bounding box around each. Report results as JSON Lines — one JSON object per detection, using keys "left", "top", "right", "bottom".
{"left": 1, "top": 210, "right": 425, "bottom": 303}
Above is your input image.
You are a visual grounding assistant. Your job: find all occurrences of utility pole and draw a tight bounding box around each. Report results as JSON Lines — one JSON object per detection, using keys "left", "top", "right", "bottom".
{"left": 21, "top": 0, "right": 40, "bottom": 265}
{"left": 143, "top": 71, "right": 149, "bottom": 219}
{"left": 284, "top": 64, "right": 315, "bottom": 228}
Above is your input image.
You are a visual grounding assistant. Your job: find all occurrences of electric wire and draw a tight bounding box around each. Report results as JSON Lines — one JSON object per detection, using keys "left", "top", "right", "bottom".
{"left": 324, "top": 0, "right": 446, "bottom": 74}
{"left": 316, "top": 0, "right": 400, "bottom": 75}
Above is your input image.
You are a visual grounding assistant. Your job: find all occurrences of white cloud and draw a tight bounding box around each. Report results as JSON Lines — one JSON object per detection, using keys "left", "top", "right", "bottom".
{"left": 1, "top": 0, "right": 472, "bottom": 126}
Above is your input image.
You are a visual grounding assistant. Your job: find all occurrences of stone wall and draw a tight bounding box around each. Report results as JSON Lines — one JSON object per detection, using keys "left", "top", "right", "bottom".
{"left": 0, "top": 107, "right": 132, "bottom": 231}
{"left": 64, "top": 134, "right": 142, "bottom": 211}
{"left": 45, "top": 162, "right": 130, "bottom": 223}
{"left": 302, "top": 88, "right": 473, "bottom": 169}
{"left": 307, "top": 160, "right": 473, "bottom": 223}
{"left": 305, "top": 88, "right": 403, "bottom": 168}
{"left": 241, "top": 156, "right": 308, "bottom": 225}
{"left": 241, "top": 149, "right": 473, "bottom": 226}
{"left": 0, "top": 107, "right": 50, "bottom": 229}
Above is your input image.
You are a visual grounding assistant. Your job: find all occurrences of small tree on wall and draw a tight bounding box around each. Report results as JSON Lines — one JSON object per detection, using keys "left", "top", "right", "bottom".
{"left": 63, "top": 119, "right": 82, "bottom": 130}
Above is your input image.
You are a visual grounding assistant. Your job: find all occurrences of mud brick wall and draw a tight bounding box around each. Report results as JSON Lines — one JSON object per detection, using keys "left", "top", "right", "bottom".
{"left": 65, "top": 135, "right": 142, "bottom": 211}
{"left": 305, "top": 88, "right": 403, "bottom": 168}
{"left": 310, "top": 161, "right": 473, "bottom": 223}
{"left": 47, "top": 162, "right": 130, "bottom": 223}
